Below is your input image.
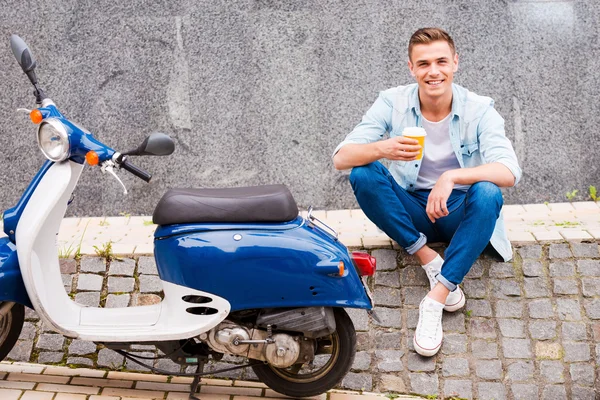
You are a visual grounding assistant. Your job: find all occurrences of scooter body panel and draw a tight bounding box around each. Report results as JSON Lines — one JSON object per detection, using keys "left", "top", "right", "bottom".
{"left": 0, "top": 237, "right": 32, "bottom": 308}
{"left": 154, "top": 217, "right": 372, "bottom": 311}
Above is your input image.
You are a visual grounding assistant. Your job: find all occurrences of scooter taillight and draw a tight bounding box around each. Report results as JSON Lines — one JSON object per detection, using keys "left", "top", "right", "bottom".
{"left": 351, "top": 252, "right": 376, "bottom": 276}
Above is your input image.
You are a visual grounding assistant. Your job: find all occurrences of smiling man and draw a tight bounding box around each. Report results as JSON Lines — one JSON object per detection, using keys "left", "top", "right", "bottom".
{"left": 332, "top": 28, "right": 521, "bottom": 357}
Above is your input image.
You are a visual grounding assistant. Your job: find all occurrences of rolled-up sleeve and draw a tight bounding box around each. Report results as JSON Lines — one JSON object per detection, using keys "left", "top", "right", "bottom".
{"left": 332, "top": 92, "right": 393, "bottom": 157}
{"left": 477, "top": 106, "right": 523, "bottom": 186}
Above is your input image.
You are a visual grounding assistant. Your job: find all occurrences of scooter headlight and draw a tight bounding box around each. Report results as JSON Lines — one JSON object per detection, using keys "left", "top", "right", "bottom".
{"left": 37, "top": 119, "right": 70, "bottom": 162}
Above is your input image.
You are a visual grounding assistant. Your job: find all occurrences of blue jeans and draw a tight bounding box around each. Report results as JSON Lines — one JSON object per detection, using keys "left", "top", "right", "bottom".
{"left": 349, "top": 161, "right": 503, "bottom": 291}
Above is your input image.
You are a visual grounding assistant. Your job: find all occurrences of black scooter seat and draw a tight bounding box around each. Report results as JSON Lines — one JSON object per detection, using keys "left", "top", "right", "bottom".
{"left": 152, "top": 184, "right": 299, "bottom": 225}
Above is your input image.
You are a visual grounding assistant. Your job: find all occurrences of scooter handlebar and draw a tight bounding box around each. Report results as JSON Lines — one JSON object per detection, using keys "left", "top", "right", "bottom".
{"left": 121, "top": 159, "right": 152, "bottom": 183}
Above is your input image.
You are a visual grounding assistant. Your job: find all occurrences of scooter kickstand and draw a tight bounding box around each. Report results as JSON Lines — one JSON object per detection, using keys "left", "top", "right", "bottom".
{"left": 188, "top": 358, "right": 206, "bottom": 400}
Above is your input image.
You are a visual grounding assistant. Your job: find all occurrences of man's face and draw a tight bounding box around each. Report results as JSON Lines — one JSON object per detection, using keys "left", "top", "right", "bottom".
{"left": 408, "top": 41, "right": 458, "bottom": 99}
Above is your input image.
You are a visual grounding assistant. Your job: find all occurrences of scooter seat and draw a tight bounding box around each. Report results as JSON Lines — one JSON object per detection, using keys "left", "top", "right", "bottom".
{"left": 153, "top": 184, "right": 299, "bottom": 225}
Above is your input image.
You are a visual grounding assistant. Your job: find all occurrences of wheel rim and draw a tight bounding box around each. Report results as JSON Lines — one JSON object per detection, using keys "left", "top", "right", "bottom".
{"left": 0, "top": 304, "right": 12, "bottom": 346}
{"left": 268, "top": 331, "right": 340, "bottom": 383}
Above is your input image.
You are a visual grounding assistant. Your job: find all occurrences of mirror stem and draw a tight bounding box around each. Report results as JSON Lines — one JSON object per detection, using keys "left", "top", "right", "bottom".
{"left": 33, "top": 84, "right": 46, "bottom": 105}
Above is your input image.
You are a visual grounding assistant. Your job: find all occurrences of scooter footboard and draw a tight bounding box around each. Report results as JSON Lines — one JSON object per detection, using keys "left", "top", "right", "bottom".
{"left": 0, "top": 237, "right": 32, "bottom": 308}
{"left": 154, "top": 217, "right": 372, "bottom": 312}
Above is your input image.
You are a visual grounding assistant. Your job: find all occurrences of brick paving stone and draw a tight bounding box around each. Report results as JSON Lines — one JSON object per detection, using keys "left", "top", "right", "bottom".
{"left": 443, "top": 380, "right": 472, "bottom": 400}
{"left": 400, "top": 266, "right": 428, "bottom": 286}
{"left": 372, "top": 249, "right": 398, "bottom": 271}
{"left": 374, "top": 271, "right": 400, "bottom": 288}
{"left": 38, "top": 352, "right": 63, "bottom": 363}
{"left": 583, "top": 299, "right": 600, "bottom": 319}
{"left": 518, "top": 245, "right": 543, "bottom": 259}
{"left": 406, "top": 309, "right": 418, "bottom": 329}
{"left": 466, "top": 299, "right": 492, "bottom": 317}
{"left": 582, "top": 278, "right": 600, "bottom": 296}
{"left": 402, "top": 287, "right": 428, "bottom": 306}
{"left": 495, "top": 300, "right": 523, "bottom": 318}
{"left": 77, "top": 274, "right": 103, "bottom": 291}
{"left": 108, "top": 258, "right": 136, "bottom": 276}
{"left": 60, "top": 258, "right": 77, "bottom": 274}
{"left": 556, "top": 298, "right": 582, "bottom": 320}
{"left": 407, "top": 352, "right": 434, "bottom": 372}
{"left": 24, "top": 308, "right": 39, "bottom": 321}
{"left": 569, "top": 363, "right": 595, "bottom": 386}
{"left": 563, "top": 342, "right": 591, "bottom": 362}
{"left": 535, "top": 342, "right": 562, "bottom": 359}
{"left": 549, "top": 260, "right": 576, "bottom": 276}
{"left": 571, "top": 386, "right": 596, "bottom": 400}
{"left": 375, "top": 350, "right": 403, "bottom": 372}
{"left": 356, "top": 332, "right": 370, "bottom": 350}
{"left": 465, "top": 260, "right": 484, "bottom": 278}
{"left": 529, "top": 299, "right": 555, "bottom": 318}
{"left": 489, "top": 262, "right": 515, "bottom": 278}
{"left": 511, "top": 384, "right": 539, "bottom": 400}
{"left": 7, "top": 340, "right": 33, "bottom": 361}
{"left": 340, "top": 372, "right": 372, "bottom": 391}
{"left": 68, "top": 340, "right": 96, "bottom": 355}
{"left": 474, "top": 360, "right": 502, "bottom": 380}
{"left": 351, "top": 351, "right": 371, "bottom": 371}
{"left": 596, "top": 343, "right": 600, "bottom": 364}
{"left": 571, "top": 242, "right": 599, "bottom": 257}
{"left": 408, "top": 373, "right": 438, "bottom": 396}
{"left": 529, "top": 320, "right": 557, "bottom": 340}
{"left": 62, "top": 274, "right": 73, "bottom": 292}
{"left": 37, "top": 334, "right": 65, "bottom": 351}
{"left": 522, "top": 260, "right": 544, "bottom": 277}
{"left": 371, "top": 307, "right": 401, "bottom": 328}
{"left": 471, "top": 340, "right": 497, "bottom": 359}
{"left": 562, "top": 322, "right": 587, "bottom": 341}
{"left": 490, "top": 279, "right": 521, "bottom": 298}
{"left": 524, "top": 277, "right": 551, "bottom": 298}
{"left": 154, "top": 358, "right": 182, "bottom": 374}
{"left": 67, "top": 357, "right": 94, "bottom": 367}
{"left": 375, "top": 332, "right": 402, "bottom": 349}
{"left": 463, "top": 279, "right": 486, "bottom": 298}
{"left": 21, "top": 391, "right": 55, "bottom": 400}
{"left": 502, "top": 338, "right": 532, "bottom": 359}
{"left": 379, "top": 374, "right": 406, "bottom": 392}
{"left": 549, "top": 244, "right": 572, "bottom": 259}
{"left": 80, "top": 257, "right": 106, "bottom": 273}
{"left": 139, "top": 275, "right": 163, "bottom": 293}
{"left": 442, "top": 334, "right": 467, "bottom": 355}
{"left": 107, "top": 277, "right": 135, "bottom": 293}
{"left": 18, "top": 323, "right": 35, "bottom": 341}
{"left": 553, "top": 278, "right": 579, "bottom": 295}
{"left": 74, "top": 292, "right": 100, "bottom": 307}
{"left": 373, "top": 287, "right": 401, "bottom": 306}
{"left": 0, "top": 389, "right": 22, "bottom": 400}
{"left": 442, "top": 358, "right": 470, "bottom": 377}
{"left": 576, "top": 260, "right": 600, "bottom": 276}
{"left": 593, "top": 322, "right": 600, "bottom": 340}
{"left": 541, "top": 385, "right": 567, "bottom": 400}
{"left": 498, "top": 318, "right": 526, "bottom": 338}
{"left": 477, "top": 382, "right": 506, "bottom": 400}
{"left": 345, "top": 308, "right": 369, "bottom": 331}
{"left": 443, "top": 312, "right": 466, "bottom": 333}
{"left": 469, "top": 318, "right": 496, "bottom": 339}
{"left": 540, "top": 360, "right": 565, "bottom": 383}
{"left": 138, "top": 256, "right": 159, "bottom": 275}
{"left": 506, "top": 361, "right": 534, "bottom": 381}
{"left": 105, "top": 294, "right": 130, "bottom": 308}
{"left": 125, "top": 352, "right": 155, "bottom": 372}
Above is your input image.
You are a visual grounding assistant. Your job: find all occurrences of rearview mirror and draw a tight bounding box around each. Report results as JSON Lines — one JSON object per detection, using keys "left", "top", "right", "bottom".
{"left": 124, "top": 133, "right": 175, "bottom": 156}
{"left": 10, "top": 34, "right": 36, "bottom": 73}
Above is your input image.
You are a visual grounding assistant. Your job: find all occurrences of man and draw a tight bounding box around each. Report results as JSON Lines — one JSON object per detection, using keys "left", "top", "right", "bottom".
{"left": 332, "top": 28, "right": 521, "bottom": 357}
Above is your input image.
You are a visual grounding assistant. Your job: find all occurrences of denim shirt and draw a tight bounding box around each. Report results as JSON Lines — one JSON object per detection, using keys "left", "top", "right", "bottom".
{"left": 333, "top": 83, "right": 522, "bottom": 262}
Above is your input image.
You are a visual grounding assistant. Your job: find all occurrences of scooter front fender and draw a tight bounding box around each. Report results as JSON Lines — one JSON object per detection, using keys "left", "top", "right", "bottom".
{"left": 0, "top": 237, "right": 32, "bottom": 308}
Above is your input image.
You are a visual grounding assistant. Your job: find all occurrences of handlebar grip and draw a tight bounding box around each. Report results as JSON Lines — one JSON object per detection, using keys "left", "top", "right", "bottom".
{"left": 121, "top": 159, "right": 152, "bottom": 183}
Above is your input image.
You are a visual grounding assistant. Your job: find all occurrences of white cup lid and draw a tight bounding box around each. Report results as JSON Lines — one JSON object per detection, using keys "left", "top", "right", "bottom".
{"left": 402, "top": 127, "right": 427, "bottom": 136}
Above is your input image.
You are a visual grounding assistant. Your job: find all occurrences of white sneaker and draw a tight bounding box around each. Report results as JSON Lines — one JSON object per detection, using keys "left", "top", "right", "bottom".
{"left": 413, "top": 296, "right": 444, "bottom": 357}
{"left": 421, "top": 255, "right": 465, "bottom": 312}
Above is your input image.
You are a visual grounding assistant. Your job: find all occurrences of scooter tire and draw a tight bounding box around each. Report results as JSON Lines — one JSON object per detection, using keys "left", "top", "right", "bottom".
{"left": 0, "top": 303, "right": 25, "bottom": 362}
{"left": 251, "top": 307, "right": 356, "bottom": 398}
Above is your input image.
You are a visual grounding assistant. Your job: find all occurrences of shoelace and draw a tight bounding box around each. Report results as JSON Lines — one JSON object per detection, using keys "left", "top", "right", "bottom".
{"left": 424, "top": 267, "right": 439, "bottom": 289}
{"left": 419, "top": 304, "right": 442, "bottom": 340}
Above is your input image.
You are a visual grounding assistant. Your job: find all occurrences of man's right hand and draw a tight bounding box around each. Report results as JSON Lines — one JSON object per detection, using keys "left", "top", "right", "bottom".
{"left": 377, "top": 136, "right": 422, "bottom": 161}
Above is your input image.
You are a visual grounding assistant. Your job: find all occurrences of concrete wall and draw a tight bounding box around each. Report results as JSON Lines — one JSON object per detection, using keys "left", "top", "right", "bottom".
{"left": 0, "top": 0, "right": 598, "bottom": 217}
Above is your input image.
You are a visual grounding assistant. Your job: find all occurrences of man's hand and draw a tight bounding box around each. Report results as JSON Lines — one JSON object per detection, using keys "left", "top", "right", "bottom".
{"left": 426, "top": 172, "right": 455, "bottom": 223}
{"left": 378, "top": 137, "right": 422, "bottom": 161}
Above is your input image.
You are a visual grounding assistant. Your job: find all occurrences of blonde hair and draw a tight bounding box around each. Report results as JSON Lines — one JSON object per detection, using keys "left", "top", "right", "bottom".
{"left": 408, "top": 28, "right": 456, "bottom": 60}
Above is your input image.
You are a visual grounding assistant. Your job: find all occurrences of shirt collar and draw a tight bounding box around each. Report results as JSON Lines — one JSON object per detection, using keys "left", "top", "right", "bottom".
{"left": 410, "top": 83, "right": 463, "bottom": 119}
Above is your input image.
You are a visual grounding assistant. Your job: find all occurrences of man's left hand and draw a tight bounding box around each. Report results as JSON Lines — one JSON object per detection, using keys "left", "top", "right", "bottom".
{"left": 426, "top": 172, "right": 455, "bottom": 223}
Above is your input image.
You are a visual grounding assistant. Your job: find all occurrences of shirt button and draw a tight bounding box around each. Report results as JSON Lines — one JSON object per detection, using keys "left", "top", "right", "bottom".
{"left": 409, "top": 184, "right": 413, "bottom": 187}
{"left": 414, "top": 164, "right": 418, "bottom": 167}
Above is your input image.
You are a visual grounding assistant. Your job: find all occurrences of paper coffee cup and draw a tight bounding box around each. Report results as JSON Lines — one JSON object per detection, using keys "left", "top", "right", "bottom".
{"left": 402, "top": 127, "right": 427, "bottom": 160}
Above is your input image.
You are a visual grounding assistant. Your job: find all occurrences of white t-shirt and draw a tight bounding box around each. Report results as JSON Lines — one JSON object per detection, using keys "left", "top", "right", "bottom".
{"left": 415, "top": 113, "right": 470, "bottom": 191}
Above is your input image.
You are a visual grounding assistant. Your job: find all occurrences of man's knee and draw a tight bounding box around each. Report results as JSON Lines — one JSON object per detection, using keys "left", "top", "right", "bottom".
{"left": 349, "top": 163, "right": 380, "bottom": 187}
{"left": 468, "top": 181, "right": 504, "bottom": 209}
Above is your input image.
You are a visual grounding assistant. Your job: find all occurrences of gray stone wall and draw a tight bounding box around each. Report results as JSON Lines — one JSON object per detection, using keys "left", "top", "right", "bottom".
{"left": 0, "top": 1, "right": 599, "bottom": 216}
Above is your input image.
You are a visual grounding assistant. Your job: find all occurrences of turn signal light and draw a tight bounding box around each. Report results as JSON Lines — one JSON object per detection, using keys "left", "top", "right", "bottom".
{"left": 30, "top": 109, "right": 43, "bottom": 124}
{"left": 351, "top": 252, "right": 376, "bottom": 276}
{"left": 85, "top": 151, "right": 99, "bottom": 166}
{"left": 338, "top": 261, "right": 345, "bottom": 277}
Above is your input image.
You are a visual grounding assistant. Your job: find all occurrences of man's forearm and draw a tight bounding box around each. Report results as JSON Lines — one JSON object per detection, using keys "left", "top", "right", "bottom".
{"left": 444, "top": 162, "right": 516, "bottom": 187}
{"left": 333, "top": 143, "right": 382, "bottom": 170}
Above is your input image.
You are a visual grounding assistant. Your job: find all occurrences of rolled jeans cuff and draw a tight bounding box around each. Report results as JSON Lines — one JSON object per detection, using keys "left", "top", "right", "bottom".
{"left": 406, "top": 232, "right": 427, "bottom": 255}
{"left": 436, "top": 273, "right": 458, "bottom": 292}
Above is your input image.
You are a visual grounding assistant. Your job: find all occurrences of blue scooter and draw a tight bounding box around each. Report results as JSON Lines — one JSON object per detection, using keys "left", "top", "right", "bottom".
{"left": 0, "top": 35, "right": 376, "bottom": 398}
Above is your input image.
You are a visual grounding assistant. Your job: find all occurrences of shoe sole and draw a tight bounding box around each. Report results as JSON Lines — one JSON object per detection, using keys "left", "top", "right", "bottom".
{"left": 443, "top": 289, "right": 465, "bottom": 312}
{"left": 413, "top": 335, "right": 442, "bottom": 357}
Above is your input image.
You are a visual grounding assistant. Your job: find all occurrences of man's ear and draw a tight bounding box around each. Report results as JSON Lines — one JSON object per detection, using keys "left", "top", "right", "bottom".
{"left": 408, "top": 60, "right": 416, "bottom": 77}
{"left": 453, "top": 53, "right": 459, "bottom": 73}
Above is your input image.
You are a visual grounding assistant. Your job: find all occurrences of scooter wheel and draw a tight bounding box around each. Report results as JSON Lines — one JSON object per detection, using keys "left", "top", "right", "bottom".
{"left": 251, "top": 307, "right": 356, "bottom": 398}
{"left": 0, "top": 303, "right": 25, "bottom": 362}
